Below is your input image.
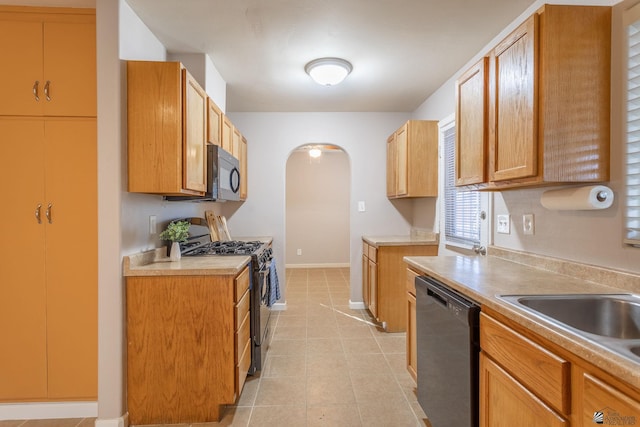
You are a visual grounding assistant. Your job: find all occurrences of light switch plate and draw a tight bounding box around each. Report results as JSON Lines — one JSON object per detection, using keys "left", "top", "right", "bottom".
{"left": 358, "top": 201, "right": 366, "bottom": 212}
{"left": 497, "top": 215, "right": 510, "bottom": 234}
{"left": 523, "top": 214, "right": 535, "bottom": 235}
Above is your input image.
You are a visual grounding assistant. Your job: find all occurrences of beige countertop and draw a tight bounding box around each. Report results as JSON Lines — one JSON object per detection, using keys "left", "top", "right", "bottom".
{"left": 363, "top": 234, "right": 439, "bottom": 247}
{"left": 123, "top": 237, "right": 272, "bottom": 277}
{"left": 404, "top": 254, "right": 640, "bottom": 391}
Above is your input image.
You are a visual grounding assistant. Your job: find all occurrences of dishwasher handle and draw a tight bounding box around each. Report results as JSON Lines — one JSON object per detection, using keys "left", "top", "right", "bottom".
{"left": 417, "top": 275, "right": 480, "bottom": 324}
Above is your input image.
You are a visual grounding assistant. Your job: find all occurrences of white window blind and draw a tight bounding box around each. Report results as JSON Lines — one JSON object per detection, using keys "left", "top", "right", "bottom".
{"left": 626, "top": 10, "right": 640, "bottom": 246}
{"left": 443, "top": 124, "right": 481, "bottom": 246}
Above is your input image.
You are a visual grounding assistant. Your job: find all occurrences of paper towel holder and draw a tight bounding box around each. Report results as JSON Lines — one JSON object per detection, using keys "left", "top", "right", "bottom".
{"left": 540, "top": 185, "right": 614, "bottom": 211}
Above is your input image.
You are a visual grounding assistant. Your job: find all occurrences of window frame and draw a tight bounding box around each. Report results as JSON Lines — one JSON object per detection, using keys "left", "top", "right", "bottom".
{"left": 439, "top": 115, "right": 486, "bottom": 251}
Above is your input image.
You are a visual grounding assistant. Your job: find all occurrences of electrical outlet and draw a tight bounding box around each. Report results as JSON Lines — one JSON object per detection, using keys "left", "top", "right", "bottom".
{"left": 523, "top": 214, "right": 535, "bottom": 235}
{"left": 149, "top": 215, "right": 157, "bottom": 235}
{"left": 297, "top": 248, "right": 302, "bottom": 256}
{"left": 497, "top": 214, "right": 510, "bottom": 234}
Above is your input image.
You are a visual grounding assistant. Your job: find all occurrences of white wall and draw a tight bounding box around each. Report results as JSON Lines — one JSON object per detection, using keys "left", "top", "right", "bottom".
{"left": 222, "top": 112, "right": 412, "bottom": 303}
{"left": 285, "top": 150, "right": 350, "bottom": 267}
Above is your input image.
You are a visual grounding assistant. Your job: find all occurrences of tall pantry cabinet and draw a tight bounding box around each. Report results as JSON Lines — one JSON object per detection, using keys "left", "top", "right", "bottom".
{"left": 0, "top": 7, "right": 97, "bottom": 401}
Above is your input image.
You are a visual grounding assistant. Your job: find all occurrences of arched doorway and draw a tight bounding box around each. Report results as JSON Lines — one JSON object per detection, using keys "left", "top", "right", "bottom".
{"left": 285, "top": 144, "right": 350, "bottom": 268}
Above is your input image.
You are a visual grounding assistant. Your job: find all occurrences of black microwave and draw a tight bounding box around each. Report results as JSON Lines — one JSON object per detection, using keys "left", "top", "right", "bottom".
{"left": 165, "top": 145, "right": 240, "bottom": 202}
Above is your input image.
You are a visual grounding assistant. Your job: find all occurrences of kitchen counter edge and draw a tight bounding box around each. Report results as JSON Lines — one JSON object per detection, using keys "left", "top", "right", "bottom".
{"left": 363, "top": 234, "right": 439, "bottom": 247}
{"left": 404, "top": 254, "right": 640, "bottom": 391}
{"left": 123, "top": 237, "right": 272, "bottom": 277}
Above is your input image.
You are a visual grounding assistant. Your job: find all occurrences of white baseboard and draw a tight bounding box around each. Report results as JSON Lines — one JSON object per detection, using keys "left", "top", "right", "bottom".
{"left": 0, "top": 402, "right": 97, "bottom": 420}
{"left": 96, "top": 413, "right": 128, "bottom": 427}
{"left": 285, "top": 263, "right": 350, "bottom": 268}
{"left": 349, "top": 300, "right": 365, "bottom": 310}
{"left": 270, "top": 302, "right": 287, "bottom": 311}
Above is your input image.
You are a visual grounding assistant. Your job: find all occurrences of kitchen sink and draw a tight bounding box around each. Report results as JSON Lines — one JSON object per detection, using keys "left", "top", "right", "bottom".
{"left": 498, "top": 294, "right": 640, "bottom": 363}
{"left": 516, "top": 294, "right": 640, "bottom": 339}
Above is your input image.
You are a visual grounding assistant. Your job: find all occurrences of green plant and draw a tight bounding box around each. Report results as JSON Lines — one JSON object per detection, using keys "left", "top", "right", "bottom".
{"left": 159, "top": 220, "right": 190, "bottom": 243}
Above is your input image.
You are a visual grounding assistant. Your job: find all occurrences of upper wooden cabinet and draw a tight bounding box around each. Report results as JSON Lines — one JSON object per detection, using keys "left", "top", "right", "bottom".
{"left": 127, "top": 61, "right": 207, "bottom": 196}
{"left": 207, "top": 98, "right": 223, "bottom": 146}
{"left": 222, "top": 115, "right": 234, "bottom": 154}
{"left": 456, "top": 58, "right": 488, "bottom": 186}
{"left": 0, "top": 7, "right": 96, "bottom": 117}
{"left": 386, "top": 120, "right": 438, "bottom": 198}
{"left": 456, "top": 5, "right": 611, "bottom": 190}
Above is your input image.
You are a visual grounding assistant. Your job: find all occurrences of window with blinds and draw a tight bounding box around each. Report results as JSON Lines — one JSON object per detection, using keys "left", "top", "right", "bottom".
{"left": 443, "top": 123, "right": 481, "bottom": 246}
{"left": 626, "top": 6, "right": 640, "bottom": 246}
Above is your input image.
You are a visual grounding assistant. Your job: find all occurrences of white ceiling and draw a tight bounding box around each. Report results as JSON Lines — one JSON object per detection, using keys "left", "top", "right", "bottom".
{"left": 126, "top": 0, "right": 536, "bottom": 113}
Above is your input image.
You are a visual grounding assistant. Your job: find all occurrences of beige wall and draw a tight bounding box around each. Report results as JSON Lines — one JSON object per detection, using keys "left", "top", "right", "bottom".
{"left": 285, "top": 149, "right": 350, "bottom": 267}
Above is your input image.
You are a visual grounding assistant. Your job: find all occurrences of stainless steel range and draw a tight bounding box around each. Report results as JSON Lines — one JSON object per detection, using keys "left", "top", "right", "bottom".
{"left": 177, "top": 218, "right": 274, "bottom": 374}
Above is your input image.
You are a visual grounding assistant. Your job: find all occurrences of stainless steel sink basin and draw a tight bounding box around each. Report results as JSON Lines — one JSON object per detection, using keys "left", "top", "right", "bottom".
{"left": 516, "top": 295, "right": 640, "bottom": 339}
{"left": 498, "top": 294, "right": 640, "bottom": 363}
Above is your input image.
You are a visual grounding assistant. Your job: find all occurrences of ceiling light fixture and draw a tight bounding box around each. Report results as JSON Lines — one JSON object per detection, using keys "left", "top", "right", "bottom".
{"left": 305, "top": 57, "right": 353, "bottom": 86}
{"left": 308, "top": 147, "right": 322, "bottom": 158}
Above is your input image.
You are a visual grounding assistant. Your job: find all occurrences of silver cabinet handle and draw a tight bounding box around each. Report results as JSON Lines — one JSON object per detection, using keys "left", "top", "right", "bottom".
{"left": 35, "top": 203, "right": 42, "bottom": 224}
{"left": 33, "top": 81, "right": 40, "bottom": 101}
{"left": 44, "top": 80, "right": 51, "bottom": 101}
{"left": 46, "top": 203, "right": 53, "bottom": 224}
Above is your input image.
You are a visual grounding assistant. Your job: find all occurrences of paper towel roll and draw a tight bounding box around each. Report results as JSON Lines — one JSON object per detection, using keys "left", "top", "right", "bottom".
{"left": 540, "top": 185, "right": 614, "bottom": 210}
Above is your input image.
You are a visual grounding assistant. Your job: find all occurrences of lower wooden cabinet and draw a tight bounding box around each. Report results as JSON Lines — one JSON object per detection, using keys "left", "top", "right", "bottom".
{"left": 481, "top": 309, "right": 640, "bottom": 427}
{"left": 126, "top": 266, "right": 250, "bottom": 424}
{"left": 406, "top": 268, "right": 420, "bottom": 381}
{"left": 0, "top": 117, "right": 97, "bottom": 401}
{"left": 480, "top": 353, "right": 568, "bottom": 427}
{"left": 362, "top": 239, "right": 437, "bottom": 332}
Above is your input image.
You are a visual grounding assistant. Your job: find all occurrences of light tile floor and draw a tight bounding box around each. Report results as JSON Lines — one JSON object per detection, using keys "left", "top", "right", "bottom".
{"left": 3, "top": 268, "right": 427, "bottom": 427}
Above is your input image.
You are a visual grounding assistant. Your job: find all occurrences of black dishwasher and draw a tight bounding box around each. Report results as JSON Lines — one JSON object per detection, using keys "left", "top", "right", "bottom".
{"left": 416, "top": 275, "right": 480, "bottom": 427}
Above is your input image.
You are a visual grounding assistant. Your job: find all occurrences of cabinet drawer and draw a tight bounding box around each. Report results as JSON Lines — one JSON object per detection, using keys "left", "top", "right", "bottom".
{"left": 480, "top": 313, "right": 570, "bottom": 415}
{"left": 362, "top": 241, "right": 369, "bottom": 257}
{"left": 234, "top": 266, "right": 250, "bottom": 301}
{"left": 368, "top": 245, "right": 377, "bottom": 262}
{"left": 236, "top": 338, "right": 251, "bottom": 397}
{"left": 235, "top": 310, "right": 250, "bottom": 360}
{"left": 235, "top": 289, "right": 250, "bottom": 329}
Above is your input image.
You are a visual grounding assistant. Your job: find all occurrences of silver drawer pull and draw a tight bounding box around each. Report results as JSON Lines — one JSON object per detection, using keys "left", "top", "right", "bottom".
{"left": 33, "top": 81, "right": 40, "bottom": 101}
{"left": 44, "top": 80, "right": 51, "bottom": 101}
{"left": 46, "top": 203, "right": 53, "bottom": 224}
{"left": 35, "top": 203, "right": 42, "bottom": 224}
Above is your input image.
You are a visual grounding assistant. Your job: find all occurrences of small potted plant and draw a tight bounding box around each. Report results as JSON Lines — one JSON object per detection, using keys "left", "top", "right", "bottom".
{"left": 159, "top": 220, "right": 190, "bottom": 261}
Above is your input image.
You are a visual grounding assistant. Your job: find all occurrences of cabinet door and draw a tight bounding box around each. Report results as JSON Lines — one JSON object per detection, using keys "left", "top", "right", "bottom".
{"left": 368, "top": 259, "right": 377, "bottom": 319}
{"left": 456, "top": 58, "right": 488, "bottom": 185}
{"left": 44, "top": 20, "right": 96, "bottom": 117}
{"left": 406, "top": 292, "right": 417, "bottom": 381}
{"left": 0, "top": 118, "right": 48, "bottom": 400}
{"left": 362, "top": 253, "right": 370, "bottom": 309}
{"left": 0, "top": 19, "right": 43, "bottom": 116}
{"left": 182, "top": 69, "right": 207, "bottom": 193}
{"left": 395, "top": 124, "right": 409, "bottom": 196}
{"left": 582, "top": 373, "right": 640, "bottom": 426}
{"left": 480, "top": 353, "right": 568, "bottom": 427}
{"left": 233, "top": 127, "right": 241, "bottom": 158}
{"left": 490, "top": 15, "right": 538, "bottom": 182}
{"left": 222, "top": 115, "right": 233, "bottom": 154}
{"left": 207, "top": 98, "right": 223, "bottom": 146}
{"left": 386, "top": 134, "right": 397, "bottom": 197}
{"left": 45, "top": 118, "right": 97, "bottom": 398}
